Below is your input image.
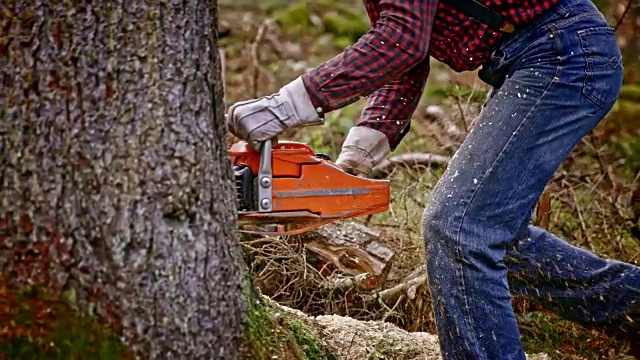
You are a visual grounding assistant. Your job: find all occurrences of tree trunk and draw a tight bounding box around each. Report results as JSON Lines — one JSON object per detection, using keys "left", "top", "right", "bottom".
{"left": 1, "top": 1, "right": 248, "bottom": 358}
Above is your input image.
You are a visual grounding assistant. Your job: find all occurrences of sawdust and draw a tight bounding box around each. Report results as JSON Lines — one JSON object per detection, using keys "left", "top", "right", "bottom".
{"left": 267, "top": 296, "right": 551, "bottom": 360}
{"left": 313, "top": 313, "right": 441, "bottom": 359}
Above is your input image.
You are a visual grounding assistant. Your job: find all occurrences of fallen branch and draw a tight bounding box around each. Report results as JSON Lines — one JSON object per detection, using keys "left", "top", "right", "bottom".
{"left": 373, "top": 153, "right": 451, "bottom": 178}
{"left": 424, "top": 105, "right": 467, "bottom": 143}
{"left": 364, "top": 267, "right": 429, "bottom": 303}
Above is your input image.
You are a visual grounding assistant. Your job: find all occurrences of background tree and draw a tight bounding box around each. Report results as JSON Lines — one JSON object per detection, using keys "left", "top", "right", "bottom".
{"left": 1, "top": 1, "right": 253, "bottom": 358}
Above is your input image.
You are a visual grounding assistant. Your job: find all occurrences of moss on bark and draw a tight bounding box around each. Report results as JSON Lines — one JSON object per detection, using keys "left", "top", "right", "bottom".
{"left": 240, "top": 279, "right": 337, "bottom": 360}
{"left": 0, "top": 279, "right": 132, "bottom": 359}
{"left": 285, "top": 319, "right": 337, "bottom": 360}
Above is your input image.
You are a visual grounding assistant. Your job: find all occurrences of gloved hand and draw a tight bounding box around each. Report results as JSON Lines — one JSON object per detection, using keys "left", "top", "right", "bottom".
{"left": 335, "top": 126, "right": 390, "bottom": 178}
{"left": 226, "top": 76, "right": 324, "bottom": 150}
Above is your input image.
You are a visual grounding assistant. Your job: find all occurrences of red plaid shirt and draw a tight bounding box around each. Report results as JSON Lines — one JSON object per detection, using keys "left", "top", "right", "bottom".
{"left": 301, "top": 0, "right": 559, "bottom": 149}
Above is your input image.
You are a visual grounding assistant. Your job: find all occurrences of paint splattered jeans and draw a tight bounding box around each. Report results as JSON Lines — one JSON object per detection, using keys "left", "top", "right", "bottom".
{"left": 422, "top": 0, "right": 640, "bottom": 358}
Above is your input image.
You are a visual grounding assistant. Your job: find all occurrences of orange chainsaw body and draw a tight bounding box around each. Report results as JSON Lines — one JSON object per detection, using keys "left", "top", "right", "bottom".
{"left": 229, "top": 140, "right": 391, "bottom": 236}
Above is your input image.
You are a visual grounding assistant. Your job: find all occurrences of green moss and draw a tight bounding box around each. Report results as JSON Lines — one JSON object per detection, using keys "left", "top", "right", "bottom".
{"left": 612, "top": 133, "right": 640, "bottom": 172}
{"left": 241, "top": 276, "right": 338, "bottom": 360}
{"left": 321, "top": 10, "right": 368, "bottom": 47}
{"left": 0, "top": 283, "right": 131, "bottom": 360}
{"left": 365, "top": 339, "right": 400, "bottom": 360}
{"left": 257, "top": 0, "right": 291, "bottom": 13}
{"left": 286, "top": 320, "right": 336, "bottom": 360}
{"left": 425, "top": 84, "right": 489, "bottom": 103}
{"left": 590, "top": 0, "right": 611, "bottom": 12}
{"left": 243, "top": 279, "right": 288, "bottom": 359}
{"left": 330, "top": 36, "right": 356, "bottom": 50}
{"left": 619, "top": 84, "right": 640, "bottom": 103}
{"left": 271, "top": 0, "right": 368, "bottom": 47}
{"left": 272, "top": 2, "right": 314, "bottom": 33}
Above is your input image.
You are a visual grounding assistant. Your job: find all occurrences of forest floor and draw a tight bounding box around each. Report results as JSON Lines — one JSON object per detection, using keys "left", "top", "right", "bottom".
{"left": 220, "top": 1, "right": 640, "bottom": 359}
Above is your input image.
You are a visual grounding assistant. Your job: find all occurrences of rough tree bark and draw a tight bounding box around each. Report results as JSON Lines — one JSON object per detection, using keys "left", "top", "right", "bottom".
{"left": 1, "top": 1, "right": 248, "bottom": 358}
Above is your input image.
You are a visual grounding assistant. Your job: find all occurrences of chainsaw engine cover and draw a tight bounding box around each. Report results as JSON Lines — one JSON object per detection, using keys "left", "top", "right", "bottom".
{"left": 229, "top": 140, "right": 391, "bottom": 235}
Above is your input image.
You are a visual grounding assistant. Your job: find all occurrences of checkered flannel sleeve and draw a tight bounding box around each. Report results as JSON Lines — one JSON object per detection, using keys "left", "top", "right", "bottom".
{"left": 357, "top": 57, "right": 430, "bottom": 150}
{"left": 301, "top": 0, "right": 438, "bottom": 149}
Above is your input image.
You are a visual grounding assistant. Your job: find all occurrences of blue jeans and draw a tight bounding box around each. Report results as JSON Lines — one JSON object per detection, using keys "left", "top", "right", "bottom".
{"left": 422, "top": 0, "right": 639, "bottom": 358}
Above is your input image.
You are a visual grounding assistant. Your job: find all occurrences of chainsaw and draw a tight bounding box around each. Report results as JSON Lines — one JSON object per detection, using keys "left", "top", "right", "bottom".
{"left": 229, "top": 139, "right": 391, "bottom": 236}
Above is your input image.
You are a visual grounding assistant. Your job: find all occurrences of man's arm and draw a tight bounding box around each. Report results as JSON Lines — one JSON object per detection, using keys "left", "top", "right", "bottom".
{"left": 333, "top": 56, "right": 431, "bottom": 177}
{"left": 316, "top": 0, "right": 434, "bottom": 177}
{"left": 226, "top": 0, "right": 437, "bottom": 153}
{"left": 301, "top": 0, "right": 438, "bottom": 116}
{"left": 357, "top": 56, "right": 431, "bottom": 151}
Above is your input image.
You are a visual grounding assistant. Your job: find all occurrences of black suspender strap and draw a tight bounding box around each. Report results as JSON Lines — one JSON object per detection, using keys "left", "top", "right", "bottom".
{"left": 439, "top": 0, "right": 516, "bottom": 33}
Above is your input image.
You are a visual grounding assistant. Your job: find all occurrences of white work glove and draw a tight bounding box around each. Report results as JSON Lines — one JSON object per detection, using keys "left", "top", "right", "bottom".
{"left": 335, "top": 126, "right": 390, "bottom": 178}
{"left": 226, "top": 76, "right": 323, "bottom": 149}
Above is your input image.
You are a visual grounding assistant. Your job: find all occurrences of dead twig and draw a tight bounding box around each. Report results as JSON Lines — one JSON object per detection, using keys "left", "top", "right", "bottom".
{"left": 381, "top": 294, "right": 405, "bottom": 322}
{"left": 614, "top": 0, "right": 636, "bottom": 31}
{"left": 344, "top": 331, "right": 359, "bottom": 358}
{"left": 372, "top": 153, "right": 451, "bottom": 178}
{"left": 464, "top": 80, "right": 480, "bottom": 115}
{"left": 452, "top": 84, "right": 470, "bottom": 133}
{"left": 585, "top": 135, "right": 626, "bottom": 220}
{"left": 583, "top": 135, "right": 640, "bottom": 249}
{"left": 367, "top": 270, "right": 429, "bottom": 303}
{"left": 249, "top": 19, "right": 272, "bottom": 98}
{"left": 424, "top": 105, "right": 466, "bottom": 144}
{"left": 566, "top": 181, "right": 594, "bottom": 251}
{"left": 629, "top": 182, "right": 640, "bottom": 244}
{"left": 534, "top": 187, "right": 552, "bottom": 229}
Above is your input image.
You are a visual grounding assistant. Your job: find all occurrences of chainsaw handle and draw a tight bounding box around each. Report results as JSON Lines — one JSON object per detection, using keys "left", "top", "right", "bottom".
{"left": 257, "top": 139, "right": 273, "bottom": 212}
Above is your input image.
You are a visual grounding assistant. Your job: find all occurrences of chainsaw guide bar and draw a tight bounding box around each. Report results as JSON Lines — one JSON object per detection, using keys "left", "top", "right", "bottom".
{"left": 229, "top": 140, "right": 391, "bottom": 236}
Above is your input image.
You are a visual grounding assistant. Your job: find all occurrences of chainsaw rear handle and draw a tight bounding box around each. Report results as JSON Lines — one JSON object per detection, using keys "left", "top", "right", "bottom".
{"left": 257, "top": 139, "right": 273, "bottom": 212}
